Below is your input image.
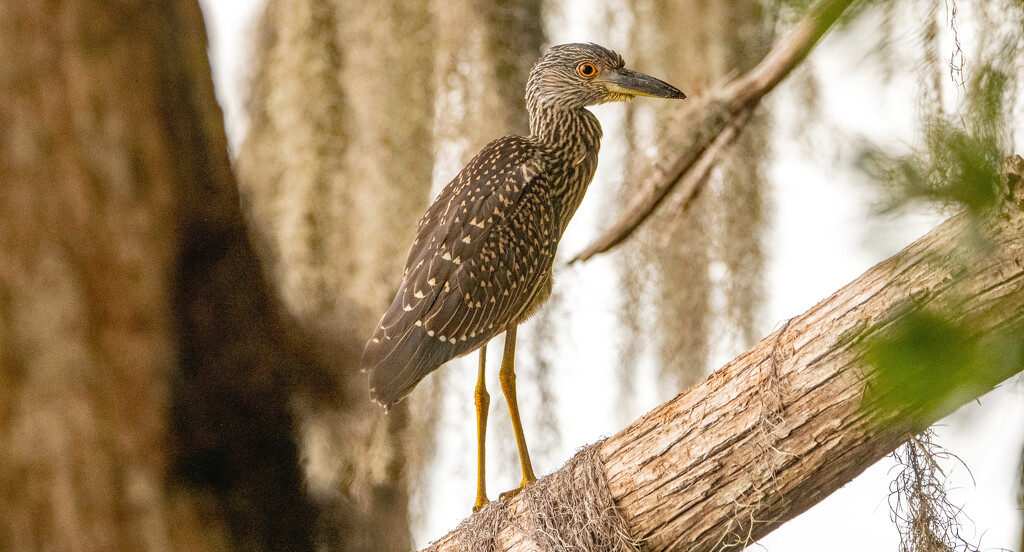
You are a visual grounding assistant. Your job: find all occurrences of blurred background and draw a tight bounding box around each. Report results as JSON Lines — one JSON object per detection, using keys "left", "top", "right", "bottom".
{"left": 1, "top": 0, "right": 1021, "bottom": 551}
{"left": 201, "top": 0, "right": 1024, "bottom": 549}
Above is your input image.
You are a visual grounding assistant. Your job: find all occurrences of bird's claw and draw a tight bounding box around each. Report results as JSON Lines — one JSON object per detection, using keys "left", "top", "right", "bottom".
{"left": 498, "top": 475, "right": 536, "bottom": 501}
{"left": 498, "top": 486, "right": 524, "bottom": 501}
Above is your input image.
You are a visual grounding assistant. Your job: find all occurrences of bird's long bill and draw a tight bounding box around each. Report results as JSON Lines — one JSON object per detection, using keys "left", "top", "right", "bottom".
{"left": 606, "top": 68, "right": 686, "bottom": 99}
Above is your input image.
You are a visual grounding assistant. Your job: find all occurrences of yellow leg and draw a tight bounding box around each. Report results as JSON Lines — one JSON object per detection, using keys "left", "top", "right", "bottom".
{"left": 498, "top": 325, "right": 536, "bottom": 499}
{"left": 473, "top": 346, "right": 490, "bottom": 512}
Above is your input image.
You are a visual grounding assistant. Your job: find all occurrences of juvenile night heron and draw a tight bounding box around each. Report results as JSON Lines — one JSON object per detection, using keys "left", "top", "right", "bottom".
{"left": 362, "top": 43, "right": 685, "bottom": 510}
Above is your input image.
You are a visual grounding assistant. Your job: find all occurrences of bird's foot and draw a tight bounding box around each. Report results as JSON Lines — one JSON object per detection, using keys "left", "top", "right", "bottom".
{"left": 498, "top": 486, "right": 523, "bottom": 501}
{"left": 498, "top": 475, "right": 537, "bottom": 501}
{"left": 472, "top": 495, "right": 490, "bottom": 513}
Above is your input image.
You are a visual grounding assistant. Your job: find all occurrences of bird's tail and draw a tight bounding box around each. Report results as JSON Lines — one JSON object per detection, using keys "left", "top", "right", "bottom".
{"left": 362, "top": 328, "right": 449, "bottom": 411}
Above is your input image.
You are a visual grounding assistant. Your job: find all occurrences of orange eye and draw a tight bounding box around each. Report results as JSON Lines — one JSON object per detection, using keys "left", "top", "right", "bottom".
{"left": 577, "top": 62, "right": 597, "bottom": 78}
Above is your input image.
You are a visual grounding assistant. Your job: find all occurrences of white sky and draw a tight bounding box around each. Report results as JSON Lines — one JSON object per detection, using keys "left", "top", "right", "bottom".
{"left": 199, "top": 1, "right": 1024, "bottom": 550}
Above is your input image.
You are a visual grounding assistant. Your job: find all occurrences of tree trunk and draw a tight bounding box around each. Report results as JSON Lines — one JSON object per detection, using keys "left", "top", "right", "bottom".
{"left": 0, "top": 1, "right": 339, "bottom": 550}
{"left": 421, "top": 156, "right": 1024, "bottom": 551}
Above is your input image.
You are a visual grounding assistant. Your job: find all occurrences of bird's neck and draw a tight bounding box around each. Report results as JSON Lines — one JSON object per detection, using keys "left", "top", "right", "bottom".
{"left": 527, "top": 102, "right": 603, "bottom": 153}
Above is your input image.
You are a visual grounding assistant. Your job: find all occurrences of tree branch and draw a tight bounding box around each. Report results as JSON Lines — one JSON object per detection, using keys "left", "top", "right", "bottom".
{"left": 569, "top": 0, "right": 854, "bottom": 264}
{"left": 423, "top": 155, "right": 1024, "bottom": 551}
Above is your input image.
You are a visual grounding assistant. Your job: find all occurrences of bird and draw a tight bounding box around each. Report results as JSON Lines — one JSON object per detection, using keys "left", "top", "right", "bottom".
{"left": 361, "top": 42, "right": 685, "bottom": 510}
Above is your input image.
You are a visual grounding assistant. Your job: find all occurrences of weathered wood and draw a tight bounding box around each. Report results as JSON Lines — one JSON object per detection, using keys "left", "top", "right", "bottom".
{"left": 422, "top": 156, "right": 1024, "bottom": 551}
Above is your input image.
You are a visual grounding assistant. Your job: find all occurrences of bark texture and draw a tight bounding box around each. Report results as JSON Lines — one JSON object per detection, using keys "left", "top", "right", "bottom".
{"left": 421, "top": 157, "right": 1024, "bottom": 551}
{"left": 0, "top": 3, "right": 188, "bottom": 549}
{"left": 0, "top": 1, "right": 340, "bottom": 550}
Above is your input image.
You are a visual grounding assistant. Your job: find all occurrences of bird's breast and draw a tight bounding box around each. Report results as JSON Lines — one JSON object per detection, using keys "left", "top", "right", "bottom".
{"left": 543, "top": 145, "right": 599, "bottom": 236}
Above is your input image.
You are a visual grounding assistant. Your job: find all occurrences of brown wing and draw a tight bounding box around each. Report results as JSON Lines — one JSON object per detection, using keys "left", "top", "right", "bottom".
{"left": 362, "top": 136, "right": 557, "bottom": 408}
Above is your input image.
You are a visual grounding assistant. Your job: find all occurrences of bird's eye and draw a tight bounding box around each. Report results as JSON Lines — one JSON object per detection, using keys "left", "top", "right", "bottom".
{"left": 577, "top": 62, "right": 597, "bottom": 78}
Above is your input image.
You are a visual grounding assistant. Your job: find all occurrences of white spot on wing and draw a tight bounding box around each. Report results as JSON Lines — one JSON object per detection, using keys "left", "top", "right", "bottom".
{"left": 520, "top": 162, "right": 538, "bottom": 182}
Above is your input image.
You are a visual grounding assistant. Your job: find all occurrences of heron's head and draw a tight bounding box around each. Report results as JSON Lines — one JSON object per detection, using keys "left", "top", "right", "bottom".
{"left": 526, "top": 43, "right": 686, "bottom": 110}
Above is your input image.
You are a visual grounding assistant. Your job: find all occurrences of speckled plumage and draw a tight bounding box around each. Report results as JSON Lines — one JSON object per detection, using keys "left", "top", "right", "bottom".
{"left": 362, "top": 43, "right": 684, "bottom": 408}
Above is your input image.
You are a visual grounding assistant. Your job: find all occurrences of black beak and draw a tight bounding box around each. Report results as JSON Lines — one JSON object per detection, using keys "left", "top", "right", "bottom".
{"left": 606, "top": 67, "right": 686, "bottom": 100}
